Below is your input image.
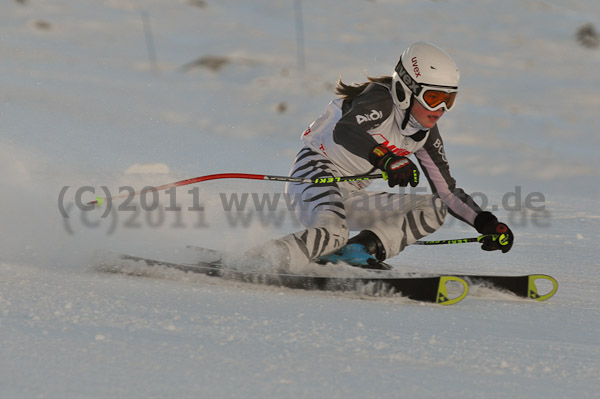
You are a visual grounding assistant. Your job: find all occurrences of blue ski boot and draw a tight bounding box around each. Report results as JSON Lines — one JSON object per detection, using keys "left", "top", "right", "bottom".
{"left": 317, "top": 231, "right": 391, "bottom": 270}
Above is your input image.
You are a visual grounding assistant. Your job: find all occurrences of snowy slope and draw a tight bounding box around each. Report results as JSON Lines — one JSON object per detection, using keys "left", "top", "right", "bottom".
{"left": 1, "top": 0, "right": 599, "bottom": 398}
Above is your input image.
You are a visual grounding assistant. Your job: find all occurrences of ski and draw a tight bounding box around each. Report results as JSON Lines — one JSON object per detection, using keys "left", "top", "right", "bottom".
{"left": 183, "top": 246, "right": 559, "bottom": 301}
{"left": 107, "top": 254, "right": 468, "bottom": 305}
{"left": 455, "top": 274, "right": 558, "bottom": 301}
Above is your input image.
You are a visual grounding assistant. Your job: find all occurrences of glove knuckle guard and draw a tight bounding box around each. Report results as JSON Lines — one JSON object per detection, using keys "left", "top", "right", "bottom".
{"left": 369, "top": 145, "right": 419, "bottom": 188}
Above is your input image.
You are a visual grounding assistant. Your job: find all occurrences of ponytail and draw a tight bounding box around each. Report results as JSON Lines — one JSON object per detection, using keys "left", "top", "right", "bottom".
{"left": 334, "top": 75, "right": 392, "bottom": 100}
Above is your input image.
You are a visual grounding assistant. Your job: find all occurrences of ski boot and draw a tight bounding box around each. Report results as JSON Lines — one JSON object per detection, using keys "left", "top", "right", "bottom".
{"left": 317, "top": 230, "right": 391, "bottom": 270}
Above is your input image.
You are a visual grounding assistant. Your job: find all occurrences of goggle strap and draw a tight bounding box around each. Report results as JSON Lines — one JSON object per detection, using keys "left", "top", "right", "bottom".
{"left": 395, "top": 61, "right": 422, "bottom": 96}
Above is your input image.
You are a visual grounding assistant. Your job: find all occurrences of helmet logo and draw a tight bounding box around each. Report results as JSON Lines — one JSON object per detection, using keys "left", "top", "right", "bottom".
{"left": 411, "top": 57, "right": 421, "bottom": 77}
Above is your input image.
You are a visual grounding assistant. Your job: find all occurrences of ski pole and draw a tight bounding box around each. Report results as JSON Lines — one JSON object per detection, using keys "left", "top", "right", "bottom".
{"left": 87, "top": 172, "right": 384, "bottom": 206}
{"left": 414, "top": 235, "right": 498, "bottom": 245}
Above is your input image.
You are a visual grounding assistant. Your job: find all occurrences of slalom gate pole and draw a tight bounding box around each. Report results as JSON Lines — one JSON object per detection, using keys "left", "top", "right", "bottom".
{"left": 414, "top": 235, "right": 497, "bottom": 245}
{"left": 87, "top": 172, "right": 384, "bottom": 206}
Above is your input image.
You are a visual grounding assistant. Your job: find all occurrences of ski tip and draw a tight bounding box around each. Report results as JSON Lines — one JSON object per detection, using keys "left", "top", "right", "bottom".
{"left": 527, "top": 274, "right": 558, "bottom": 301}
{"left": 436, "top": 276, "right": 469, "bottom": 305}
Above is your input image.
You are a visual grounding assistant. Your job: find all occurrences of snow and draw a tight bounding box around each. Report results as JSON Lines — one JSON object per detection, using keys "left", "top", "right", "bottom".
{"left": 1, "top": 0, "right": 599, "bottom": 398}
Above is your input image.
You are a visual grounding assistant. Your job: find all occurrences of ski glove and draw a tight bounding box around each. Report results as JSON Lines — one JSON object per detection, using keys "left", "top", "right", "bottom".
{"left": 474, "top": 211, "right": 514, "bottom": 253}
{"left": 368, "top": 145, "right": 419, "bottom": 188}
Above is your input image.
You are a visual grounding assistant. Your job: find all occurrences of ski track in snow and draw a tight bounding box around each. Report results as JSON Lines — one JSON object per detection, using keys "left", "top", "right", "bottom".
{"left": 1, "top": 0, "right": 600, "bottom": 398}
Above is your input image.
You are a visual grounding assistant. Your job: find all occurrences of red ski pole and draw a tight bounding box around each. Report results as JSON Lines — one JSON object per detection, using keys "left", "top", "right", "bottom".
{"left": 87, "top": 172, "right": 383, "bottom": 206}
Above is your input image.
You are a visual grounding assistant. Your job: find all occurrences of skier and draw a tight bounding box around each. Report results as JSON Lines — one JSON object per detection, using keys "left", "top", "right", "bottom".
{"left": 249, "top": 41, "right": 513, "bottom": 271}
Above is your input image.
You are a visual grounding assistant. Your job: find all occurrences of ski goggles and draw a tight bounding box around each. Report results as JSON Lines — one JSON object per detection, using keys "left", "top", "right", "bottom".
{"left": 416, "top": 86, "right": 458, "bottom": 112}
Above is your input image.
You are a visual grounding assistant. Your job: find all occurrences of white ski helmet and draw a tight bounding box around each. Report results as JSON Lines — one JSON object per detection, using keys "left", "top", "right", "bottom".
{"left": 391, "top": 42, "right": 460, "bottom": 111}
